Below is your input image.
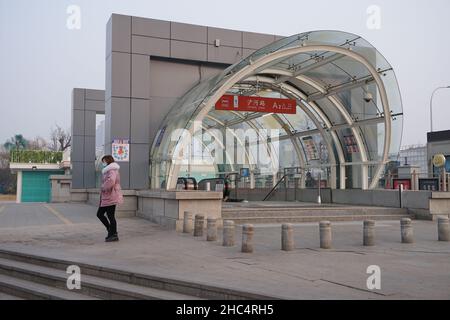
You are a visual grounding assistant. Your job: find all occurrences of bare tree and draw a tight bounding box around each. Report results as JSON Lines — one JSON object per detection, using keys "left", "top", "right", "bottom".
{"left": 0, "top": 145, "right": 9, "bottom": 169}
{"left": 28, "top": 136, "right": 49, "bottom": 150}
{"left": 50, "top": 125, "right": 71, "bottom": 151}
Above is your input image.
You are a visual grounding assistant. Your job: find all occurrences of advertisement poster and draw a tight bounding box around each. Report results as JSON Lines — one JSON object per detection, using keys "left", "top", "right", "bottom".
{"left": 393, "top": 178, "right": 411, "bottom": 190}
{"left": 302, "top": 136, "right": 319, "bottom": 161}
{"left": 418, "top": 178, "right": 439, "bottom": 191}
{"left": 343, "top": 135, "right": 359, "bottom": 153}
{"left": 112, "top": 139, "right": 130, "bottom": 162}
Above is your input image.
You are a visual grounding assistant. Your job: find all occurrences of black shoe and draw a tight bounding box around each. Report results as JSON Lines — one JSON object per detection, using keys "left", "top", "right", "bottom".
{"left": 105, "top": 227, "right": 113, "bottom": 240}
{"left": 105, "top": 234, "right": 119, "bottom": 242}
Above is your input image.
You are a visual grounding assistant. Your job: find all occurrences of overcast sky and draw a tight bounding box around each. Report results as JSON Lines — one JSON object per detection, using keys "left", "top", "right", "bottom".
{"left": 0, "top": 0, "right": 449, "bottom": 147}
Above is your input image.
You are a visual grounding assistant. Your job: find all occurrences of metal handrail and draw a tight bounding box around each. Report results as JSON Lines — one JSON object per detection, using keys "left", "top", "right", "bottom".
{"left": 262, "top": 174, "right": 288, "bottom": 201}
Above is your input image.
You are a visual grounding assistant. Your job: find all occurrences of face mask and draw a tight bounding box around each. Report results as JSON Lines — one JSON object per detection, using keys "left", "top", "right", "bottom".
{"left": 102, "top": 162, "right": 107, "bottom": 168}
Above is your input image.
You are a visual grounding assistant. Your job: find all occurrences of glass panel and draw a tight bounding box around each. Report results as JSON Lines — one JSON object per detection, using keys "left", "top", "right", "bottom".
{"left": 389, "top": 114, "right": 403, "bottom": 159}
{"left": 315, "top": 96, "right": 346, "bottom": 125}
{"left": 149, "top": 30, "right": 403, "bottom": 190}
{"left": 359, "top": 122, "right": 385, "bottom": 162}
{"left": 303, "top": 61, "right": 352, "bottom": 88}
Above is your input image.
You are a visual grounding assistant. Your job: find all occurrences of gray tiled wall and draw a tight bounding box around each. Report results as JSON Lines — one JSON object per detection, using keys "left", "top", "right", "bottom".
{"left": 104, "top": 14, "right": 282, "bottom": 190}
{"left": 71, "top": 88, "right": 105, "bottom": 189}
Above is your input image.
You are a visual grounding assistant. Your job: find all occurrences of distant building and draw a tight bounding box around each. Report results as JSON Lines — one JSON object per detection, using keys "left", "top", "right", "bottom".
{"left": 399, "top": 144, "right": 428, "bottom": 177}
{"left": 9, "top": 150, "right": 69, "bottom": 203}
{"left": 427, "top": 130, "right": 450, "bottom": 176}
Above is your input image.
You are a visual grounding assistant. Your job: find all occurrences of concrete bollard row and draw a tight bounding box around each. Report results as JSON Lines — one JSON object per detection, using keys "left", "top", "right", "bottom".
{"left": 241, "top": 224, "right": 254, "bottom": 253}
{"left": 319, "top": 221, "right": 332, "bottom": 249}
{"left": 222, "top": 220, "right": 235, "bottom": 247}
{"left": 400, "top": 218, "right": 414, "bottom": 243}
{"left": 193, "top": 214, "right": 205, "bottom": 237}
{"left": 185, "top": 213, "right": 448, "bottom": 250}
{"left": 363, "top": 220, "right": 375, "bottom": 246}
{"left": 281, "top": 223, "right": 294, "bottom": 251}
{"left": 438, "top": 217, "right": 450, "bottom": 241}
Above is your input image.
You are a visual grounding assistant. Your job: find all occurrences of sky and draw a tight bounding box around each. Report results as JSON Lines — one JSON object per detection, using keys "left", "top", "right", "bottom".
{"left": 0, "top": 0, "right": 449, "bottom": 147}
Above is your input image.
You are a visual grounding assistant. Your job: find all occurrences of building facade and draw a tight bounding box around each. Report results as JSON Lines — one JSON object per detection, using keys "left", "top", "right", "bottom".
{"left": 71, "top": 14, "right": 404, "bottom": 192}
{"left": 399, "top": 144, "right": 428, "bottom": 177}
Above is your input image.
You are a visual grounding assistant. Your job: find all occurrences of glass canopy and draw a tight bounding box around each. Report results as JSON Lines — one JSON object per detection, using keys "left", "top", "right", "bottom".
{"left": 150, "top": 30, "right": 403, "bottom": 191}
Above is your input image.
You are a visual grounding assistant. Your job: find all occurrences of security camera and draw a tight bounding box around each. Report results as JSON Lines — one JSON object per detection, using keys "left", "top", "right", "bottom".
{"left": 364, "top": 92, "right": 373, "bottom": 103}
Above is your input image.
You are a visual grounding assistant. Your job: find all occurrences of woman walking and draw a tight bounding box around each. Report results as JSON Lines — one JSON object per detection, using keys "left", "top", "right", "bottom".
{"left": 97, "top": 155, "right": 123, "bottom": 242}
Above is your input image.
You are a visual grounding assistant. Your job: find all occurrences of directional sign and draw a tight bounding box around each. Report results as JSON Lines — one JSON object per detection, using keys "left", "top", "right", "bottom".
{"left": 215, "top": 95, "right": 297, "bottom": 114}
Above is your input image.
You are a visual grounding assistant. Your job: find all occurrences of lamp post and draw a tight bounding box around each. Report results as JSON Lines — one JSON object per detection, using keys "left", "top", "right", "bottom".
{"left": 430, "top": 86, "right": 450, "bottom": 132}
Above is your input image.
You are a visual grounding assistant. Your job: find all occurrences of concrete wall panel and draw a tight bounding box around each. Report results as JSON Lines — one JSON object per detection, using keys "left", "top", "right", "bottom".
{"left": 71, "top": 162, "right": 84, "bottom": 189}
{"left": 84, "top": 111, "right": 96, "bottom": 136}
{"left": 85, "top": 100, "right": 105, "bottom": 113}
{"left": 72, "top": 89, "right": 85, "bottom": 110}
{"left": 171, "top": 22, "right": 207, "bottom": 43}
{"left": 107, "top": 97, "right": 131, "bottom": 140}
{"left": 71, "top": 136, "right": 84, "bottom": 162}
{"left": 131, "top": 99, "right": 150, "bottom": 143}
{"left": 129, "top": 144, "right": 150, "bottom": 189}
{"left": 108, "top": 14, "right": 131, "bottom": 53}
{"left": 132, "top": 17, "right": 170, "bottom": 38}
{"left": 83, "top": 136, "right": 96, "bottom": 162}
{"left": 207, "top": 27, "right": 242, "bottom": 47}
{"left": 207, "top": 45, "right": 242, "bottom": 64}
{"left": 149, "top": 60, "right": 200, "bottom": 98}
{"left": 83, "top": 162, "right": 96, "bottom": 189}
{"left": 148, "top": 96, "right": 179, "bottom": 144}
{"left": 110, "top": 52, "right": 131, "bottom": 98}
{"left": 243, "top": 32, "right": 276, "bottom": 49}
{"left": 131, "top": 35, "right": 170, "bottom": 56}
{"left": 131, "top": 54, "right": 150, "bottom": 99}
{"left": 170, "top": 40, "right": 207, "bottom": 62}
{"left": 85, "top": 89, "right": 105, "bottom": 101}
{"left": 72, "top": 110, "right": 85, "bottom": 136}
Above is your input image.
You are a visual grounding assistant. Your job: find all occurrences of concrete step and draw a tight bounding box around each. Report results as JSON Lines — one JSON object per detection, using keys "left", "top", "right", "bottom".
{"left": 227, "top": 214, "right": 411, "bottom": 224}
{"left": 0, "top": 274, "right": 98, "bottom": 300}
{"left": 0, "top": 249, "right": 277, "bottom": 300}
{"left": 0, "top": 257, "right": 201, "bottom": 300}
{"left": 0, "top": 292, "right": 23, "bottom": 300}
{"left": 222, "top": 207, "right": 408, "bottom": 218}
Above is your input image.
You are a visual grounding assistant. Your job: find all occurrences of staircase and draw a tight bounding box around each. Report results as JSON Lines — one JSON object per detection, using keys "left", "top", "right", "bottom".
{"left": 222, "top": 204, "right": 411, "bottom": 224}
{"left": 0, "top": 249, "right": 276, "bottom": 300}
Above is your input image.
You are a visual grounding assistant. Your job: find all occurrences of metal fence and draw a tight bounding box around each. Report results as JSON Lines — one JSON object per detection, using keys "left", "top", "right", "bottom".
{"left": 9, "top": 150, "right": 63, "bottom": 164}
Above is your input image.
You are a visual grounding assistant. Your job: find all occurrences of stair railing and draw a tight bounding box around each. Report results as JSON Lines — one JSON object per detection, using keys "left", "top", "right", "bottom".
{"left": 262, "top": 174, "right": 288, "bottom": 201}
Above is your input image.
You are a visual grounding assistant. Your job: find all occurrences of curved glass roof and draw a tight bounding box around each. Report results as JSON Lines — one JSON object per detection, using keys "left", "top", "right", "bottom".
{"left": 150, "top": 30, "right": 403, "bottom": 191}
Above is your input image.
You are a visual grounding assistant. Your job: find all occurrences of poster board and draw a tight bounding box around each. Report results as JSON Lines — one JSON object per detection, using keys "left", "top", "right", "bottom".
{"left": 393, "top": 178, "right": 411, "bottom": 190}
{"left": 302, "top": 136, "right": 319, "bottom": 161}
{"left": 112, "top": 139, "right": 130, "bottom": 162}
{"left": 418, "top": 178, "right": 439, "bottom": 191}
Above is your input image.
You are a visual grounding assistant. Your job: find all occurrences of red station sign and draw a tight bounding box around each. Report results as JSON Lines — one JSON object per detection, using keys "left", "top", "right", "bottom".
{"left": 215, "top": 95, "right": 297, "bottom": 114}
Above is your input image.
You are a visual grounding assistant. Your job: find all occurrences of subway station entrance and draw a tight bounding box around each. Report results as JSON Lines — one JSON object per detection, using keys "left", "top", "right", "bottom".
{"left": 150, "top": 31, "right": 403, "bottom": 198}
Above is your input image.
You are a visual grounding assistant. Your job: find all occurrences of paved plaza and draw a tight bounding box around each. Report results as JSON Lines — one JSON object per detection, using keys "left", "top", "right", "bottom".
{"left": 0, "top": 202, "right": 449, "bottom": 299}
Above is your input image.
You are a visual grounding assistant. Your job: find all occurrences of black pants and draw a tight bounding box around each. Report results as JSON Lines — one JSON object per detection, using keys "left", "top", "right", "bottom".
{"left": 97, "top": 205, "right": 117, "bottom": 235}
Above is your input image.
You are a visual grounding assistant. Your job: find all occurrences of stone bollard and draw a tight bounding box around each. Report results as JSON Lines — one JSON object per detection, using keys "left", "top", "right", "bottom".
{"left": 363, "top": 220, "right": 375, "bottom": 246}
{"left": 241, "top": 224, "right": 254, "bottom": 253}
{"left": 438, "top": 217, "right": 450, "bottom": 241}
{"left": 319, "top": 221, "right": 332, "bottom": 249}
{"left": 207, "top": 218, "right": 218, "bottom": 241}
{"left": 193, "top": 214, "right": 205, "bottom": 237}
{"left": 223, "top": 220, "right": 235, "bottom": 247}
{"left": 400, "top": 218, "right": 414, "bottom": 243}
{"left": 281, "top": 223, "right": 294, "bottom": 251}
{"left": 183, "top": 211, "right": 193, "bottom": 234}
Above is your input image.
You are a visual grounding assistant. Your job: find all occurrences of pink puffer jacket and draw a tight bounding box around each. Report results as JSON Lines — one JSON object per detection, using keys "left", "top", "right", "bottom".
{"left": 100, "top": 162, "right": 124, "bottom": 207}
